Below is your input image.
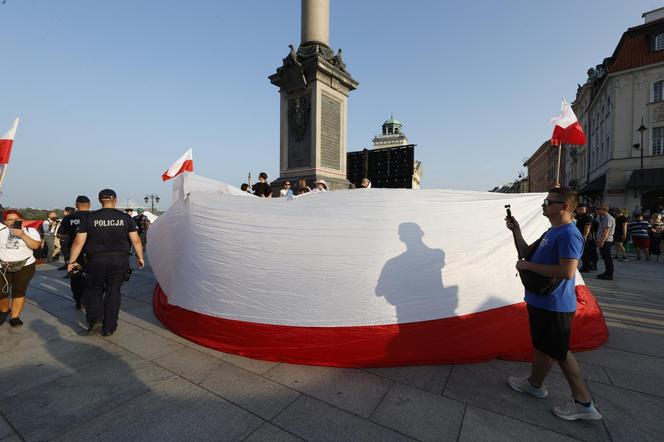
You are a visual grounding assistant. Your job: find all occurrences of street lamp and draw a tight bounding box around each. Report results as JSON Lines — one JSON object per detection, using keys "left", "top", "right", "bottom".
{"left": 634, "top": 118, "right": 648, "bottom": 205}
{"left": 144, "top": 194, "right": 160, "bottom": 213}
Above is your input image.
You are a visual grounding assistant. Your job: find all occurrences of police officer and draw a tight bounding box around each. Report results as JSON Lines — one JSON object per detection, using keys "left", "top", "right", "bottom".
{"left": 67, "top": 189, "right": 145, "bottom": 336}
{"left": 57, "top": 196, "right": 92, "bottom": 310}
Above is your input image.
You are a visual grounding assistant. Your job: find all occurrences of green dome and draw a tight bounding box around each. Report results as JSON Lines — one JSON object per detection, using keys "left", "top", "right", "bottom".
{"left": 382, "top": 115, "right": 402, "bottom": 127}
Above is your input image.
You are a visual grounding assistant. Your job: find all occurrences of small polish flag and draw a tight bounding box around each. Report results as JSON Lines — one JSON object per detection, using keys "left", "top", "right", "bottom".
{"left": 549, "top": 98, "right": 586, "bottom": 146}
{"left": 0, "top": 118, "right": 20, "bottom": 165}
{"left": 162, "top": 148, "right": 194, "bottom": 181}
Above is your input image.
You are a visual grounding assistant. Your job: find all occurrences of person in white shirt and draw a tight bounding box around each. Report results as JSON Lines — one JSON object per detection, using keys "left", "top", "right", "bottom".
{"left": 42, "top": 211, "right": 61, "bottom": 263}
{"left": 313, "top": 180, "right": 328, "bottom": 192}
{"left": 280, "top": 181, "right": 294, "bottom": 199}
{"left": 0, "top": 209, "right": 42, "bottom": 327}
{"left": 361, "top": 178, "right": 372, "bottom": 189}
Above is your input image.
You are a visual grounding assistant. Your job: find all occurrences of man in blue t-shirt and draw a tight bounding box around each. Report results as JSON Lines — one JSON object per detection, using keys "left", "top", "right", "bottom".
{"left": 505, "top": 187, "right": 602, "bottom": 421}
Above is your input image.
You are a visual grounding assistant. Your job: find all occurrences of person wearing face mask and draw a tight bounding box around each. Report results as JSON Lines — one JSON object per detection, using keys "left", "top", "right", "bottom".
{"left": 0, "top": 209, "right": 42, "bottom": 327}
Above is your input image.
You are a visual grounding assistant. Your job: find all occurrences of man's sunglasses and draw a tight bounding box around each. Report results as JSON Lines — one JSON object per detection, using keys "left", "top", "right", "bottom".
{"left": 542, "top": 199, "right": 566, "bottom": 207}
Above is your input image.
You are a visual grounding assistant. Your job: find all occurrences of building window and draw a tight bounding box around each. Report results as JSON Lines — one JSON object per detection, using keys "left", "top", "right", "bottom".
{"left": 656, "top": 33, "right": 664, "bottom": 51}
{"left": 653, "top": 127, "right": 664, "bottom": 155}
{"left": 654, "top": 80, "right": 664, "bottom": 102}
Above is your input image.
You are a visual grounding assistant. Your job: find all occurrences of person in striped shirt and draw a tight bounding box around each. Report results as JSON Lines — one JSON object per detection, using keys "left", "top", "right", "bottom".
{"left": 627, "top": 212, "right": 651, "bottom": 261}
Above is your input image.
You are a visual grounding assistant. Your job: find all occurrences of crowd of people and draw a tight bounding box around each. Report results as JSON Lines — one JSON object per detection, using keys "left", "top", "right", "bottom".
{"left": 240, "top": 172, "right": 372, "bottom": 197}
{"left": 574, "top": 203, "right": 663, "bottom": 281}
{"left": 0, "top": 191, "right": 149, "bottom": 336}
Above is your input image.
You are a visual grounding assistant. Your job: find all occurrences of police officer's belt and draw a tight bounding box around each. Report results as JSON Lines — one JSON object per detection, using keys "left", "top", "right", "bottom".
{"left": 87, "top": 251, "right": 130, "bottom": 259}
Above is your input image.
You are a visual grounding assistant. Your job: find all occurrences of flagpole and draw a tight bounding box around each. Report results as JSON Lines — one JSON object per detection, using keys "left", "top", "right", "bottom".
{"left": 555, "top": 142, "right": 562, "bottom": 187}
{"left": 0, "top": 164, "right": 8, "bottom": 192}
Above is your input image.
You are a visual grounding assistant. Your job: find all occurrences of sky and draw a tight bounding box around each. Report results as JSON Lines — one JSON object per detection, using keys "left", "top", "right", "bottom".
{"left": 0, "top": 0, "right": 661, "bottom": 209}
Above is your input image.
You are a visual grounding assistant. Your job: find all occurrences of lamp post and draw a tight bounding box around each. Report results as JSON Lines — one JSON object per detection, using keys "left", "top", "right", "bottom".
{"left": 144, "top": 194, "right": 160, "bottom": 213}
{"left": 637, "top": 118, "right": 648, "bottom": 205}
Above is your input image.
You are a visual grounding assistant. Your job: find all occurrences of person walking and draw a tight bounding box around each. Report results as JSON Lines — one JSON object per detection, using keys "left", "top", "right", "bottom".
{"left": 575, "top": 204, "right": 593, "bottom": 272}
{"left": 42, "top": 211, "right": 61, "bottom": 263}
{"left": 505, "top": 187, "right": 602, "bottom": 421}
{"left": 613, "top": 209, "right": 628, "bottom": 261}
{"left": 133, "top": 208, "right": 151, "bottom": 251}
{"left": 649, "top": 213, "right": 663, "bottom": 261}
{"left": 627, "top": 212, "right": 651, "bottom": 261}
{"left": 67, "top": 189, "right": 144, "bottom": 336}
{"left": 595, "top": 205, "right": 615, "bottom": 280}
{"left": 0, "top": 210, "right": 42, "bottom": 327}
{"left": 57, "top": 196, "right": 92, "bottom": 310}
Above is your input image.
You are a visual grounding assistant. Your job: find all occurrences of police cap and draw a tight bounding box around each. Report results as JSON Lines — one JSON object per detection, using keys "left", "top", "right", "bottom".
{"left": 98, "top": 189, "right": 117, "bottom": 200}
{"left": 75, "top": 195, "right": 90, "bottom": 204}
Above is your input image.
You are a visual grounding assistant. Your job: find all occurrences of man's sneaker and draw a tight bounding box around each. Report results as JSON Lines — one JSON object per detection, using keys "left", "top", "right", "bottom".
{"left": 86, "top": 322, "right": 103, "bottom": 336}
{"left": 645, "top": 257, "right": 653, "bottom": 262}
{"left": 507, "top": 376, "right": 548, "bottom": 398}
{"left": 553, "top": 398, "right": 603, "bottom": 421}
{"left": 597, "top": 274, "right": 613, "bottom": 280}
{"left": 620, "top": 256, "right": 629, "bottom": 262}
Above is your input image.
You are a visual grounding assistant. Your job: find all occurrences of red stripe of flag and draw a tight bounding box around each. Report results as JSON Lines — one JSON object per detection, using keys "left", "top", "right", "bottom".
{"left": 0, "top": 139, "right": 13, "bottom": 165}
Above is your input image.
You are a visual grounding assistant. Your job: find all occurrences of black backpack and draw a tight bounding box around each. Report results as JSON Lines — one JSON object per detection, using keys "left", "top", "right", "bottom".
{"left": 518, "top": 230, "right": 563, "bottom": 295}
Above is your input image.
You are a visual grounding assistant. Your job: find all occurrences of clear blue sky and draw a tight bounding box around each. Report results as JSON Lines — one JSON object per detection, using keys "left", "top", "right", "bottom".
{"left": 0, "top": 0, "right": 660, "bottom": 209}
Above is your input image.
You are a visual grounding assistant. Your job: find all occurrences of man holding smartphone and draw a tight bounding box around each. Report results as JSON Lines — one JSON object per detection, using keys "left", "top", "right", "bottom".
{"left": 505, "top": 187, "right": 602, "bottom": 421}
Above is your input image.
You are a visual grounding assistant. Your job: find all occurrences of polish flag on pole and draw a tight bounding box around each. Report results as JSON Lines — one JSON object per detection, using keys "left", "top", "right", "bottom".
{"left": 162, "top": 148, "right": 194, "bottom": 181}
{"left": 0, "top": 118, "right": 20, "bottom": 190}
{"left": 549, "top": 98, "right": 586, "bottom": 146}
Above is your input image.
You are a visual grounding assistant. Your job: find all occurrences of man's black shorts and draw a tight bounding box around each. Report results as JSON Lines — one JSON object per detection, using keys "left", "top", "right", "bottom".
{"left": 527, "top": 304, "right": 575, "bottom": 361}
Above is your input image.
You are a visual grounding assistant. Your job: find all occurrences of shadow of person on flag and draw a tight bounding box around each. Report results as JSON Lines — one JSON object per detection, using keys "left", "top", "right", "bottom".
{"left": 375, "top": 222, "right": 458, "bottom": 364}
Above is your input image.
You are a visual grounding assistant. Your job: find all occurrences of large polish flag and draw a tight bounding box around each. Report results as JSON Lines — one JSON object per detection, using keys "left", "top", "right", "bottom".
{"left": 549, "top": 98, "right": 586, "bottom": 146}
{"left": 0, "top": 118, "right": 20, "bottom": 165}
{"left": 162, "top": 148, "right": 194, "bottom": 181}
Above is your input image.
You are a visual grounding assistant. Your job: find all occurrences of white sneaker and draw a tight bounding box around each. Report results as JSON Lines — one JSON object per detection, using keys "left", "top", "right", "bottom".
{"left": 507, "top": 376, "right": 548, "bottom": 398}
{"left": 553, "top": 398, "right": 603, "bottom": 421}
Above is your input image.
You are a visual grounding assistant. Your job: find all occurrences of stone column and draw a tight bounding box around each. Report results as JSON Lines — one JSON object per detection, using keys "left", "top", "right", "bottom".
{"left": 301, "top": 0, "right": 329, "bottom": 46}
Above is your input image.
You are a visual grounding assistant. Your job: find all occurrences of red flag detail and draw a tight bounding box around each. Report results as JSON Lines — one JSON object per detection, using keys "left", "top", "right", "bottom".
{"left": 162, "top": 148, "right": 194, "bottom": 181}
{"left": 0, "top": 139, "right": 13, "bottom": 165}
{"left": 549, "top": 99, "right": 586, "bottom": 146}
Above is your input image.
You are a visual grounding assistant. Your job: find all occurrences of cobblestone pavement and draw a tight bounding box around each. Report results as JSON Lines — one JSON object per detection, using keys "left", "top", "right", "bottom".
{"left": 1, "top": 255, "right": 662, "bottom": 441}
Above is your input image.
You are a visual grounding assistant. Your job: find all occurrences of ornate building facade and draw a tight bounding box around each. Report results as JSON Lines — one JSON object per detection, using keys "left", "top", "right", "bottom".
{"left": 567, "top": 8, "right": 664, "bottom": 210}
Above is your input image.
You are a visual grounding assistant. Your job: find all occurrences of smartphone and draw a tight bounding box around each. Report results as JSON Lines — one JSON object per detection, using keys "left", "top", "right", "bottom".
{"left": 12, "top": 220, "right": 22, "bottom": 229}
{"left": 504, "top": 204, "right": 512, "bottom": 219}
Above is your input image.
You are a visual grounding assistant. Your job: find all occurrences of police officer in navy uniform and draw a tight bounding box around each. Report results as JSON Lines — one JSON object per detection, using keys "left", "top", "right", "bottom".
{"left": 57, "top": 195, "right": 92, "bottom": 310}
{"left": 68, "top": 189, "right": 145, "bottom": 336}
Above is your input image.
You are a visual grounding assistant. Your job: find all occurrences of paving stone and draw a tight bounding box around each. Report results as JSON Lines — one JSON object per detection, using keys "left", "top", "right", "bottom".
{"left": 0, "top": 416, "right": 12, "bottom": 439}
{"left": 118, "top": 305, "right": 194, "bottom": 347}
{"left": 273, "top": 396, "right": 413, "bottom": 441}
{"left": 266, "top": 363, "right": 394, "bottom": 418}
{"left": 217, "top": 351, "right": 279, "bottom": 375}
{"left": 366, "top": 364, "right": 452, "bottom": 394}
{"left": 458, "top": 406, "right": 579, "bottom": 442}
{"left": 194, "top": 362, "right": 299, "bottom": 420}
{"left": 54, "top": 377, "right": 262, "bottom": 442}
{"left": 0, "top": 434, "right": 21, "bottom": 442}
{"left": 118, "top": 296, "right": 150, "bottom": 312}
{"left": 575, "top": 346, "right": 664, "bottom": 380}
{"left": 104, "top": 320, "right": 184, "bottom": 360}
{"left": 0, "top": 332, "right": 121, "bottom": 400}
{"left": 0, "top": 352, "right": 176, "bottom": 441}
{"left": 604, "top": 367, "right": 664, "bottom": 398}
{"left": 371, "top": 383, "right": 464, "bottom": 441}
{"left": 154, "top": 346, "right": 222, "bottom": 379}
{"left": 244, "top": 422, "right": 304, "bottom": 442}
{"left": 601, "top": 322, "right": 664, "bottom": 358}
{"left": 589, "top": 380, "right": 664, "bottom": 441}
{"left": 444, "top": 363, "right": 610, "bottom": 441}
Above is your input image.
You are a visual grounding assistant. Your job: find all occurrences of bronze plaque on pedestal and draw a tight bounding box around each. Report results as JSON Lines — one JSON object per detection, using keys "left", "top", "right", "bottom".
{"left": 321, "top": 93, "right": 341, "bottom": 170}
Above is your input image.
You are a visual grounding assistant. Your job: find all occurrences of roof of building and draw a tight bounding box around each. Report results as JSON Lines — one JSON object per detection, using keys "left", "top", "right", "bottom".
{"left": 382, "top": 115, "right": 402, "bottom": 127}
{"left": 609, "top": 16, "right": 664, "bottom": 73}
